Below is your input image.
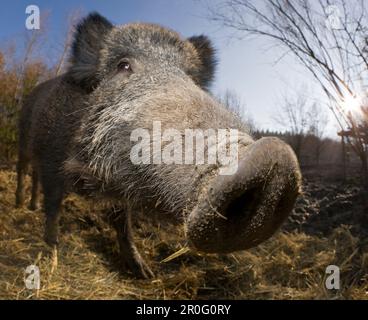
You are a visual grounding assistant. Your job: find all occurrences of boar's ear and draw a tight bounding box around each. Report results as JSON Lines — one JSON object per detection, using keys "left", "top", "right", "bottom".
{"left": 188, "top": 35, "right": 217, "bottom": 90}
{"left": 68, "top": 12, "right": 113, "bottom": 91}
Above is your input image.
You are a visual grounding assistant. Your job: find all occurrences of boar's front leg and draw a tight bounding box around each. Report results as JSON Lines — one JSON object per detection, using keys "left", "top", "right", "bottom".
{"left": 110, "top": 206, "right": 154, "bottom": 279}
{"left": 29, "top": 168, "right": 41, "bottom": 211}
{"left": 43, "top": 176, "right": 64, "bottom": 246}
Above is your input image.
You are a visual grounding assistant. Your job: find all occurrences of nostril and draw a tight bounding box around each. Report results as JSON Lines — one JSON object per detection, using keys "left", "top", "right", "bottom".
{"left": 272, "top": 185, "right": 300, "bottom": 224}
{"left": 223, "top": 187, "right": 263, "bottom": 221}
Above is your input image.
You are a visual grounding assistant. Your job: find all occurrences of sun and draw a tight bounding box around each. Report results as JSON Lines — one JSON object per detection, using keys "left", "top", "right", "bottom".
{"left": 341, "top": 94, "right": 362, "bottom": 114}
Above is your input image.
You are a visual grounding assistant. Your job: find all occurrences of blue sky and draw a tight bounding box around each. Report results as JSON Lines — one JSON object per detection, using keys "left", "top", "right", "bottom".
{"left": 0, "top": 0, "right": 338, "bottom": 136}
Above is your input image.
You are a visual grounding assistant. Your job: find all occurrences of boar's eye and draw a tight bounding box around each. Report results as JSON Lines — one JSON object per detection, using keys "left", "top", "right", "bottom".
{"left": 117, "top": 59, "right": 132, "bottom": 73}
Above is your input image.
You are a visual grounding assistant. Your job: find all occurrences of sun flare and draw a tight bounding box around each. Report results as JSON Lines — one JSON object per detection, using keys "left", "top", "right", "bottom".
{"left": 341, "top": 94, "right": 362, "bottom": 114}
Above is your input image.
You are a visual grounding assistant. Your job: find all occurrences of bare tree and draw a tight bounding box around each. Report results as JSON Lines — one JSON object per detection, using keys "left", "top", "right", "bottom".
{"left": 218, "top": 89, "right": 257, "bottom": 133}
{"left": 307, "top": 102, "right": 329, "bottom": 165}
{"left": 274, "top": 88, "right": 310, "bottom": 159}
{"left": 14, "top": 11, "right": 50, "bottom": 105}
{"left": 53, "top": 9, "right": 82, "bottom": 76}
{"left": 207, "top": 0, "right": 368, "bottom": 187}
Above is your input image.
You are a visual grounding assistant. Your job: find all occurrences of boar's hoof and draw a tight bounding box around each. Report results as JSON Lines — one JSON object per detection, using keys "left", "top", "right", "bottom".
{"left": 121, "top": 251, "right": 154, "bottom": 279}
{"left": 28, "top": 202, "right": 40, "bottom": 211}
{"left": 44, "top": 218, "right": 59, "bottom": 246}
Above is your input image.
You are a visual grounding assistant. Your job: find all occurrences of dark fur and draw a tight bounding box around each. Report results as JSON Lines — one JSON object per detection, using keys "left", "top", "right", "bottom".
{"left": 69, "top": 12, "right": 113, "bottom": 90}
{"left": 188, "top": 35, "right": 217, "bottom": 90}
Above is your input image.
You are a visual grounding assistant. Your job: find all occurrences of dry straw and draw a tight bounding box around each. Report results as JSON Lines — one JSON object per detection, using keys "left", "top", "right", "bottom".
{"left": 0, "top": 169, "right": 367, "bottom": 300}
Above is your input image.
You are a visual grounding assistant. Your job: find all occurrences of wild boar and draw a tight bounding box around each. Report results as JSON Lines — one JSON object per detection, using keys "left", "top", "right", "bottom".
{"left": 16, "top": 13, "right": 301, "bottom": 278}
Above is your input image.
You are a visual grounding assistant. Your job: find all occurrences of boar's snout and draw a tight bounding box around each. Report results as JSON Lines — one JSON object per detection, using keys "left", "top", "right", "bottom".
{"left": 186, "top": 137, "right": 302, "bottom": 253}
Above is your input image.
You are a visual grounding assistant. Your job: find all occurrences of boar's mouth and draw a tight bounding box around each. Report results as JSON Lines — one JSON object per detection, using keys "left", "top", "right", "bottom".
{"left": 185, "top": 137, "right": 302, "bottom": 254}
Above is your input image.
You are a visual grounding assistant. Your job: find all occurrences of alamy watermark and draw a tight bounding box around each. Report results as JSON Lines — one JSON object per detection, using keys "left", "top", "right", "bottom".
{"left": 325, "top": 265, "right": 340, "bottom": 290}
{"left": 326, "top": 5, "right": 342, "bottom": 30}
{"left": 130, "top": 121, "right": 239, "bottom": 176}
{"left": 25, "top": 264, "right": 40, "bottom": 290}
{"left": 25, "top": 5, "right": 40, "bottom": 30}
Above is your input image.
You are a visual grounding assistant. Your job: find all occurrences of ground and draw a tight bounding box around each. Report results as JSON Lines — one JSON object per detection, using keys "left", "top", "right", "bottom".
{"left": 0, "top": 168, "right": 367, "bottom": 300}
